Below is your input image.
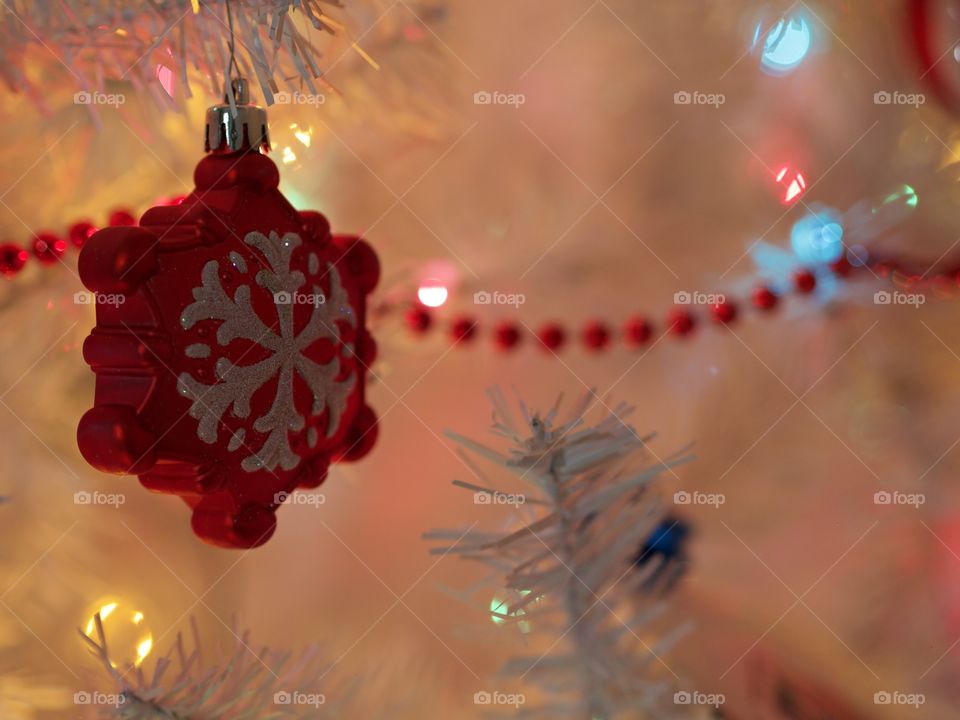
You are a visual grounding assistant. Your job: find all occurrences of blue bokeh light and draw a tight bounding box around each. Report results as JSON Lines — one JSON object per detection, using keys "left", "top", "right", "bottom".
{"left": 753, "top": 14, "right": 812, "bottom": 75}
{"left": 790, "top": 207, "right": 844, "bottom": 265}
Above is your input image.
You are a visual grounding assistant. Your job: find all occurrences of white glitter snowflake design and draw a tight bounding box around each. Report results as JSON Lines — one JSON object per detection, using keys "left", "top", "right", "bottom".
{"left": 177, "top": 230, "right": 357, "bottom": 473}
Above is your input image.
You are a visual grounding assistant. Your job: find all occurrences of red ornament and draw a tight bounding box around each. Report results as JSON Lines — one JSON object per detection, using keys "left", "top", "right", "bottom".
{"left": 537, "top": 322, "right": 566, "bottom": 352}
{"left": 450, "top": 316, "right": 477, "bottom": 344}
{"left": 581, "top": 320, "right": 610, "bottom": 351}
{"left": 69, "top": 221, "right": 97, "bottom": 248}
{"left": 77, "top": 83, "right": 379, "bottom": 549}
{"left": 751, "top": 285, "right": 779, "bottom": 311}
{"left": 0, "top": 243, "right": 28, "bottom": 275}
{"left": 667, "top": 308, "right": 695, "bottom": 337}
{"left": 32, "top": 232, "right": 67, "bottom": 265}
{"left": 494, "top": 321, "right": 521, "bottom": 350}
{"left": 405, "top": 306, "right": 433, "bottom": 334}
{"left": 793, "top": 269, "right": 816, "bottom": 294}
{"left": 710, "top": 299, "right": 737, "bottom": 324}
{"left": 623, "top": 316, "right": 653, "bottom": 347}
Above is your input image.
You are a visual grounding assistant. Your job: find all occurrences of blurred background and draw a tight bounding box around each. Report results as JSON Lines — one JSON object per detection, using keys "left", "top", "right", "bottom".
{"left": 2, "top": 0, "right": 960, "bottom": 717}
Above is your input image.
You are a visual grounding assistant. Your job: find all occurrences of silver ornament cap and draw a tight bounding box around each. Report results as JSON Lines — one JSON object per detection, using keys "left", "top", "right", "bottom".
{"left": 205, "top": 78, "right": 270, "bottom": 153}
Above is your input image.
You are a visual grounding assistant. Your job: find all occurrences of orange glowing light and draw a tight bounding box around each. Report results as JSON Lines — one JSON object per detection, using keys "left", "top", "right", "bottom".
{"left": 774, "top": 164, "right": 806, "bottom": 204}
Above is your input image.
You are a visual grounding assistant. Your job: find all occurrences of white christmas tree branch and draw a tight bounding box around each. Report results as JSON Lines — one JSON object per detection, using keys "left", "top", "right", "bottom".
{"left": 426, "top": 390, "right": 697, "bottom": 719}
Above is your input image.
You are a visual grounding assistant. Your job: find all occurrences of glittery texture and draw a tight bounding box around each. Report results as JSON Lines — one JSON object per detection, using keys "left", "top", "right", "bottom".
{"left": 177, "top": 230, "right": 357, "bottom": 473}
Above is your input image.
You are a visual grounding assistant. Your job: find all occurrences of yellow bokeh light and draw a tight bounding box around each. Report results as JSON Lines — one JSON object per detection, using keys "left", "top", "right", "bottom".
{"left": 282, "top": 146, "right": 297, "bottom": 164}
{"left": 83, "top": 598, "right": 154, "bottom": 667}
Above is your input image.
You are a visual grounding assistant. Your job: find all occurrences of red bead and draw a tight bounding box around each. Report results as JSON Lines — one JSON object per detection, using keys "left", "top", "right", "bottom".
{"left": 68, "top": 221, "right": 97, "bottom": 248}
{"left": 494, "top": 321, "right": 522, "bottom": 351}
{"left": 711, "top": 299, "right": 737, "bottom": 324}
{"left": 793, "top": 269, "right": 816, "bottom": 294}
{"left": 0, "top": 243, "right": 28, "bottom": 276}
{"left": 31, "top": 232, "right": 67, "bottom": 265}
{"left": 108, "top": 209, "right": 137, "bottom": 227}
{"left": 581, "top": 320, "right": 610, "bottom": 351}
{"left": 667, "top": 308, "right": 695, "bottom": 337}
{"left": 450, "top": 316, "right": 477, "bottom": 344}
{"left": 623, "top": 316, "right": 653, "bottom": 347}
{"left": 751, "top": 285, "right": 779, "bottom": 311}
{"left": 405, "top": 307, "right": 432, "bottom": 334}
{"left": 830, "top": 256, "right": 852, "bottom": 277}
{"left": 536, "top": 323, "right": 565, "bottom": 352}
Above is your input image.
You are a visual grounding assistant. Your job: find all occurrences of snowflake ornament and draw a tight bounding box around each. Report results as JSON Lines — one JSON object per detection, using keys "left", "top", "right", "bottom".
{"left": 177, "top": 230, "right": 358, "bottom": 474}
{"left": 77, "top": 84, "right": 379, "bottom": 548}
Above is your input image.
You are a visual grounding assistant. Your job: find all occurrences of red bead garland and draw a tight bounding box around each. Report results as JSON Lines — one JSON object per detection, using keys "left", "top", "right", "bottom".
{"left": 494, "top": 321, "right": 522, "bottom": 351}
{"left": 31, "top": 232, "right": 67, "bottom": 265}
{"left": 582, "top": 320, "right": 611, "bottom": 351}
{"left": 793, "top": 269, "right": 816, "bottom": 294}
{"left": 405, "top": 306, "right": 433, "bottom": 334}
{"left": 68, "top": 221, "right": 97, "bottom": 248}
{"left": 711, "top": 299, "right": 738, "bottom": 324}
{"left": 667, "top": 308, "right": 696, "bottom": 337}
{"left": 450, "top": 316, "right": 477, "bottom": 343}
{"left": 398, "top": 255, "right": 955, "bottom": 356}
{"left": 623, "top": 316, "right": 653, "bottom": 347}
{"left": 0, "top": 244, "right": 28, "bottom": 276}
{"left": 537, "top": 323, "right": 566, "bottom": 352}
{"left": 751, "top": 285, "right": 778, "bottom": 311}
{"left": 0, "top": 208, "right": 130, "bottom": 277}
